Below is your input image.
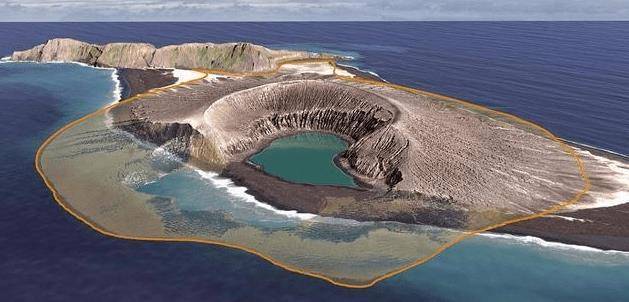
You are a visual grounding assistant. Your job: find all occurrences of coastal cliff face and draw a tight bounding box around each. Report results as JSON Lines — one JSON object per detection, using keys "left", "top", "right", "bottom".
{"left": 11, "top": 38, "right": 315, "bottom": 72}
{"left": 10, "top": 44, "right": 43, "bottom": 61}
{"left": 12, "top": 38, "right": 102, "bottom": 65}
{"left": 96, "top": 43, "right": 156, "bottom": 69}
{"left": 151, "top": 42, "right": 307, "bottom": 72}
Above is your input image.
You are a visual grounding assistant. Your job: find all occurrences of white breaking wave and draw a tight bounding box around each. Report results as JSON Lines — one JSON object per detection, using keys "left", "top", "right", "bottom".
{"left": 337, "top": 63, "right": 390, "bottom": 83}
{"left": 194, "top": 169, "right": 317, "bottom": 220}
{"left": 564, "top": 139, "right": 628, "bottom": 158}
{"left": 2, "top": 59, "right": 123, "bottom": 104}
{"left": 150, "top": 150, "right": 355, "bottom": 224}
{"left": 547, "top": 215, "right": 591, "bottom": 223}
{"left": 480, "top": 232, "right": 629, "bottom": 255}
{"left": 55, "top": 61, "right": 123, "bottom": 104}
{"left": 363, "top": 70, "right": 388, "bottom": 82}
{"left": 109, "top": 68, "right": 122, "bottom": 104}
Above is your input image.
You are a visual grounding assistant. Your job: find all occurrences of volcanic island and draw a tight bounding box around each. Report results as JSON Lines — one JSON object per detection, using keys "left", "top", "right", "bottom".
{"left": 15, "top": 38, "right": 629, "bottom": 252}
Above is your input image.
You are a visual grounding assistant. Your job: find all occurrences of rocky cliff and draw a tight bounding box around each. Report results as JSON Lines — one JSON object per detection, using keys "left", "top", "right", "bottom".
{"left": 12, "top": 38, "right": 102, "bottom": 65}
{"left": 11, "top": 38, "right": 315, "bottom": 71}
{"left": 96, "top": 43, "right": 156, "bottom": 69}
{"left": 151, "top": 42, "right": 308, "bottom": 72}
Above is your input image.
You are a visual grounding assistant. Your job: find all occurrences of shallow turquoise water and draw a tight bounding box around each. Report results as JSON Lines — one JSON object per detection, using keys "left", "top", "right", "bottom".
{"left": 249, "top": 132, "right": 357, "bottom": 187}
{"left": 386, "top": 235, "right": 629, "bottom": 301}
{"left": 0, "top": 62, "right": 118, "bottom": 152}
{"left": 137, "top": 168, "right": 306, "bottom": 229}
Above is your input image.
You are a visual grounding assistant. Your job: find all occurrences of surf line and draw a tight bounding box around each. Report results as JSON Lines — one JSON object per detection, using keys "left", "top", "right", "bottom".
{"left": 34, "top": 57, "right": 590, "bottom": 289}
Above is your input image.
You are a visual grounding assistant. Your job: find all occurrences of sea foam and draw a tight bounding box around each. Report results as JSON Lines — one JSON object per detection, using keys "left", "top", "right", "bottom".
{"left": 194, "top": 169, "right": 317, "bottom": 220}
{"left": 109, "top": 68, "right": 122, "bottom": 103}
{"left": 480, "top": 232, "right": 629, "bottom": 255}
{"left": 337, "top": 63, "right": 390, "bottom": 83}
{"left": 1, "top": 59, "right": 123, "bottom": 104}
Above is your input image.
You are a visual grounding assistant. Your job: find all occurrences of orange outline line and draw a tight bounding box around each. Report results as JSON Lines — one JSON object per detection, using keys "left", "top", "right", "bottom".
{"left": 34, "top": 59, "right": 590, "bottom": 288}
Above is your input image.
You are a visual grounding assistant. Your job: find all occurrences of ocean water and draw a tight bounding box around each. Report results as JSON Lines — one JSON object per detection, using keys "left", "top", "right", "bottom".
{"left": 1, "top": 22, "right": 629, "bottom": 301}
{"left": 249, "top": 132, "right": 356, "bottom": 187}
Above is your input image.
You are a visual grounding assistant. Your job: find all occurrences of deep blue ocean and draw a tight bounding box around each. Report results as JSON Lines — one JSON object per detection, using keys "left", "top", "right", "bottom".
{"left": 1, "top": 22, "right": 628, "bottom": 301}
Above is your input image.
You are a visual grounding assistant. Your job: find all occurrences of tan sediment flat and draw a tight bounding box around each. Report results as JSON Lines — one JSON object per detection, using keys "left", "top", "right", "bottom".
{"left": 41, "top": 114, "right": 165, "bottom": 236}
{"left": 35, "top": 57, "right": 590, "bottom": 288}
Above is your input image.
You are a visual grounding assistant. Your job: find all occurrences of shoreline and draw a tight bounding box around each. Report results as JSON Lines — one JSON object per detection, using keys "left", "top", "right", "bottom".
{"left": 494, "top": 201, "right": 629, "bottom": 252}
{"left": 336, "top": 63, "right": 389, "bottom": 82}
{"left": 194, "top": 168, "right": 318, "bottom": 220}
{"left": 220, "top": 160, "right": 376, "bottom": 217}
{"left": 1, "top": 59, "right": 124, "bottom": 103}
{"left": 109, "top": 68, "right": 122, "bottom": 104}
{"left": 480, "top": 232, "right": 629, "bottom": 255}
{"left": 562, "top": 138, "right": 628, "bottom": 159}
{"left": 2, "top": 59, "right": 123, "bottom": 104}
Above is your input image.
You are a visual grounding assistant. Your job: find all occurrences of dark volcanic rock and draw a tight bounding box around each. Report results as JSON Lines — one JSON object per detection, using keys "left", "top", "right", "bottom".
{"left": 116, "top": 68, "right": 177, "bottom": 98}
{"left": 495, "top": 203, "right": 629, "bottom": 251}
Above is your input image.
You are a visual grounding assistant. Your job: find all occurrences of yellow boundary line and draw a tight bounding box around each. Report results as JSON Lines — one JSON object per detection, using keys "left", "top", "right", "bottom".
{"left": 34, "top": 58, "right": 590, "bottom": 289}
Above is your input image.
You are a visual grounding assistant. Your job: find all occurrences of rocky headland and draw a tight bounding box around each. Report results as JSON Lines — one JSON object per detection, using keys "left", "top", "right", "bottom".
{"left": 11, "top": 38, "right": 316, "bottom": 71}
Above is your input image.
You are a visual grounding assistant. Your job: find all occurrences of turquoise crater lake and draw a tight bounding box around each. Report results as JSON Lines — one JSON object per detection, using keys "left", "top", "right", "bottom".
{"left": 249, "top": 132, "right": 357, "bottom": 187}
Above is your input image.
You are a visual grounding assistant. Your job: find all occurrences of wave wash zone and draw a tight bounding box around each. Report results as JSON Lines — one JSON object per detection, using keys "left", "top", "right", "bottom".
{"left": 36, "top": 59, "right": 589, "bottom": 288}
